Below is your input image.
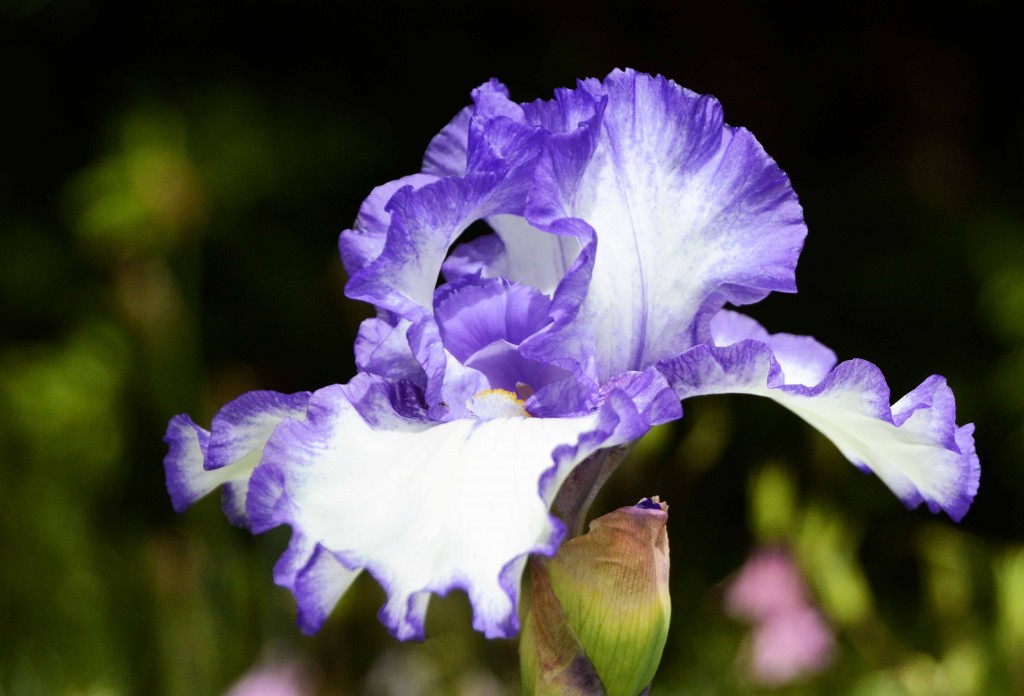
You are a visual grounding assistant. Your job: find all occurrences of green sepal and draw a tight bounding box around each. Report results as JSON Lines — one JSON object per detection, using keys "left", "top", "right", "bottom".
{"left": 521, "top": 559, "right": 607, "bottom": 695}
{"left": 521, "top": 499, "right": 671, "bottom": 696}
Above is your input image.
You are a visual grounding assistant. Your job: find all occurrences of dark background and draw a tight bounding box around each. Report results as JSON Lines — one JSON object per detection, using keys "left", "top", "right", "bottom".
{"left": 2, "top": 2, "right": 1022, "bottom": 694}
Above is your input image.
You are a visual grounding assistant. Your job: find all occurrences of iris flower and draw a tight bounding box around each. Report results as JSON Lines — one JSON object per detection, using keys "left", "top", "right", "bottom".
{"left": 164, "top": 69, "right": 979, "bottom": 641}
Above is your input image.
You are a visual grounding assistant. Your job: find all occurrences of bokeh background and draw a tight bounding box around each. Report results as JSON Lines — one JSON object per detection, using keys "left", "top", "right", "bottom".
{"left": 2, "top": 1, "right": 1022, "bottom": 694}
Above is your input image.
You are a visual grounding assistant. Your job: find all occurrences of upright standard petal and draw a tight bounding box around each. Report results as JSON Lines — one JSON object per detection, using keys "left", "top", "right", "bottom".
{"left": 163, "top": 390, "right": 310, "bottom": 527}
{"left": 339, "top": 173, "right": 439, "bottom": 277}
{"left": 422, "top": 104, "right": 473, "bottom": 177}
{"left": 344, "top": 80, "right": 554, "bottom": 321}
{"left": 441, "top": 85, "right": 605, "bottom": 296}
{"left": 524, "top": 69, "right": 806, "bottom": 383}
{"left": 247, "top": 374, "right": 654, "bottom": 639}
{"left": 344, "top": 176, "right": 501, "bottom": 320}
{"left": 659, "top": 312, "right": 979, "bottom": 521}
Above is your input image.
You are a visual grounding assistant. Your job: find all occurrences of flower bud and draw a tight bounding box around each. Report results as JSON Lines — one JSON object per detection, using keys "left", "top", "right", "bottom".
{"left": 521, "top": 498, "right": 671, "bottom": 696}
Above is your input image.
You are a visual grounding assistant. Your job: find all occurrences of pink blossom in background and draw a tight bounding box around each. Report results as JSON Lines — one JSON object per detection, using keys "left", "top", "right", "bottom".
{"left": 725, "top": 547, "right": 834, "bottom": 685}
{"left": 725, "top": 547, "right": 809, "bottom": 621}
{"left": 750, "top": 606, "right": 834, "bottom": 685}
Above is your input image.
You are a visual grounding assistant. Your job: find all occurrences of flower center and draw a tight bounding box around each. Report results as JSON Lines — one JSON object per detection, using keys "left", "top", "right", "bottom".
{"left": 466, "top": 388, "right": 531, "bottom": 420}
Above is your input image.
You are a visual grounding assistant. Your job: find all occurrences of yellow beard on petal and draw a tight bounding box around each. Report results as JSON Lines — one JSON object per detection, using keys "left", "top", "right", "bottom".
{"left": 466, "top": 388, "right": 531, "bottom": 420}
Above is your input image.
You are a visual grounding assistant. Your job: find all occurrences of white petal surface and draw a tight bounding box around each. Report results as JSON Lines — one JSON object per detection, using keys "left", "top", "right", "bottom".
{"left": 163, "top": 391, "right": 310, "bottom": 527}
{"left": 248, "top": 375, "right": 641, "bottom": 639}
{"left": 485, "top": 214, "right": 583, "bottom": 295}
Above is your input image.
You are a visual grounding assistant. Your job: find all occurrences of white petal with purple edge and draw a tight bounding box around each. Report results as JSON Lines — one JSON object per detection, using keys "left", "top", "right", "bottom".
{"left": 247, "top": 374, "right": 649, "bottom": 639}
{"left": 163, "top": 414, "right": 211, "bottom": 513}
{"left": 339, "top": 173, "right": 438, "bottom": 276}
{"left": 526, "top": 69, "right": 806, "bottom": 383}
{"left": 163, "top": 390, "right": 310, "bottom": 527}
{"left": 345, "top": 176, "right": 506, "bottom": 320}
{"left": 659, "top": 311, "right": 979, "bottom": 521}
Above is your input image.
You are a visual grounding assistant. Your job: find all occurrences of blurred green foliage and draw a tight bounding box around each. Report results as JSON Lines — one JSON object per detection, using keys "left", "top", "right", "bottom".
{"left": 2, "top": 1, "right": 1022, "bottom": 694}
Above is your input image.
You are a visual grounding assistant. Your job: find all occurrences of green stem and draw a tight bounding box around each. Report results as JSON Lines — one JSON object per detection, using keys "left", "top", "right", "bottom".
{"left": 551, "top": 444, "right": 635, "bottom": 538}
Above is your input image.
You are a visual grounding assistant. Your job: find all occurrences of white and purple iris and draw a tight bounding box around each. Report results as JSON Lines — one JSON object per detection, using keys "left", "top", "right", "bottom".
{"left": 164, "top": 69, "right": 979, "bottom": 641}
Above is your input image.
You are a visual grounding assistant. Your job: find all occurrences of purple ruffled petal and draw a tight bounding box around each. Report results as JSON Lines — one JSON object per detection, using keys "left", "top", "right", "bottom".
{"left": 596, "top": 366, "right": 683, "bottom": 428}
{"left": 353, "top": 315, "right": 426, "bottom": 387}
{"left": 206, "top": 391, "right": 313, "bottom": 470}
{"left": 339, "top": 173, "right": 438, "bottom": 277}
{"left": 344, "top": 176, "right": 496, "bottom": 320}
{"left": 163, "top": 414, "right": 211, "bottom": 513}
{"left": 464, "top": 84, "right": 606, "bottom": 297}
{"left": 422, "top": 104, "right": 474, "bottom": 177}
{"left": 434, "top": 277, "right": 551, "bottom": 360}
{"left": 291, "top": 544, "right": 361, "bottom": 635}
{"left": 710, "top": 310, "right": 836, "bottom": 387}
{"left": 432, "top": 276, "right": 570, "bottom": 396}
{"left": 658, "top": 313, "right": 979, "bottom": 521}
{"left": 440, "top": 233, "right": 509, "bottom": 283}
{"left": 523, "top": 368, "right": 600, "bottom": 418}
{"left": 345, "top": 79, "right": 566, "bottom": 322}
{"left": 163, "top": 390, "right": 310, "bottom": 527}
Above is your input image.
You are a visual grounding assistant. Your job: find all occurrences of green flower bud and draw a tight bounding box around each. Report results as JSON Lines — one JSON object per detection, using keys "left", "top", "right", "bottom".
{"left": 521, "top": 498, "right": 671, "bottom": 696}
